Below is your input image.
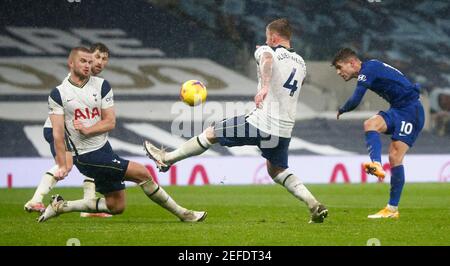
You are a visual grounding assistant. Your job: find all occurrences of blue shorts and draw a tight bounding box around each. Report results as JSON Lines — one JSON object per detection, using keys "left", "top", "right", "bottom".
{"left": 214, "top": 115, "right": 290, "bottom": 169}
{"left": 74, "top": 142, "right": 130, "bottom": 195}
{"left": 378, "top": 100, "right": 425, "bottom": 147}
{"left": 43, "top": 127, "right": 71, "bottom": 157}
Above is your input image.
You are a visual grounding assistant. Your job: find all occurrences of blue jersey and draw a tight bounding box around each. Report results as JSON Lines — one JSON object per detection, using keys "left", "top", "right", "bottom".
{"left": 339, "top": 59, "right": 420, "bottom": 113}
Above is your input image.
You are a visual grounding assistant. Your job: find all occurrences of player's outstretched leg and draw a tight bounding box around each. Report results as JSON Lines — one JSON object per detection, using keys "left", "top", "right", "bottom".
{"left": 143, "top": 130, "right": 214, "bottom": 172}
{"left": 363, "top": 115, "right": 387, "bottom": 180}
{"left": 80, "top": 177, "right": 113, "bottom": 218}
{"left": 139, "top": 179, "right": 207, "bottom": 222}
{"left": 24, "top": 165, "right": 59, "bottom": 213}
{"left": 38, "top": 194, "right": 112, "bottom": 222}
{"left": 368, "top": 165, "right": 403, "bottom": 219}
{"left": 271, "top": 167, "right": 328, "bottom": 223}
{"left": 126, "top": 161, "right": 207, "bottom": 222}
{"left": 368, "top": 141, "right": 408, "bottom": 219}
{"left": 363, "top": 131, "right": 386, "bottom": 180}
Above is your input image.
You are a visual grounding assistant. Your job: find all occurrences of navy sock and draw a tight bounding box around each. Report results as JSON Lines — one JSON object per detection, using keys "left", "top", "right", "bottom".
{"left": 365, "top": 131, "right": 382, "bottom": 163}
{"left": 389, "top": 165, "right": 405, "bottom": 206}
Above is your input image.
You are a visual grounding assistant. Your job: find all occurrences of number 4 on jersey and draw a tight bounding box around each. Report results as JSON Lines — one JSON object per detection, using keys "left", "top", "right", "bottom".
{"left": 283, "top": 68, "right": 298, "bottom": 96}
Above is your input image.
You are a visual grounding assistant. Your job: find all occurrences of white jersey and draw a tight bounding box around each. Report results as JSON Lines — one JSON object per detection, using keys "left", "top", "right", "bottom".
{"left": 44, "top": 73, "right": 70, "bottom": 129}
{"left": 246, "top": 45, "right": 306, "bottom": 138}
{"left": 43, "top": 116, "right": 52, "bottom": 128}
{"left": 48, "top": 75, "right": 114, "bottom": 155}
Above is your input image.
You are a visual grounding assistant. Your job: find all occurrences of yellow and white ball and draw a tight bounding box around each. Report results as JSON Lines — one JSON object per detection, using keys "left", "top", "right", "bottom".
{"left": 180, "top": 80, "right": 207, "bottom": 106}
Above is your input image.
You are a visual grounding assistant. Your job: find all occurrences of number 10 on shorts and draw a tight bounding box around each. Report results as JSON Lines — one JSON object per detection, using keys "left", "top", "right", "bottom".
{"left": 400, "top": 121, "right": 413, "bottom": 135}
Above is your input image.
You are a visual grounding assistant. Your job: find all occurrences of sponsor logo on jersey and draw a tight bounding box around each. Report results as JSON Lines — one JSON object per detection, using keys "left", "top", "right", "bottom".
{"left": 357, "top": 74, "right": 367, "bottom": 82}
{"left": 74, "top": 107, "right": 100, "bottom": 120}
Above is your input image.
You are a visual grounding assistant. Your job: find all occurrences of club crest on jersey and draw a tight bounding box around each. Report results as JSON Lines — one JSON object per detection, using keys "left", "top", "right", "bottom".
{"left": 357, "top": 74, "right": 367, "bottom": 82}
{"left": 75, "top": 107, "right": 100, "bottom": 120}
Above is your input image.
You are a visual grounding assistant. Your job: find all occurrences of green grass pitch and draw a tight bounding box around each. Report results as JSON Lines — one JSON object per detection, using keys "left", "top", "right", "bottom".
{"left": 1, "top": 183, "right": 449, "bottom": 246}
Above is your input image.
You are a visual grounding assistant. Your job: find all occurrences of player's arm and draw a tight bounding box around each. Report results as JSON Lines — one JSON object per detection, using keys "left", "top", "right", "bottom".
{"left": 74, "top": 107, "right": 115, "bottom": 136}
{"left": 74, "top": 80, "right": 116, "bottom": 136}
{"left": 255, "top": 51, "right": 273, "bottom": 108}
{"left": 337, "top": 67, "right": 375, "bottom": 119}
{"left": 48, "top": 88, "right": 68, "bottom": 180}
{"left": 337, "top": 85, "right": 367, "bottom": 119}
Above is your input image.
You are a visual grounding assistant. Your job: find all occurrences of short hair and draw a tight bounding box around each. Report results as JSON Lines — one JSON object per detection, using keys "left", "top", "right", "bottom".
{"left": 69, "top": 46, "right": 91, "bottom": 59}
{"left": 267, "top": 18, "right": 292, "bottom": 40}
{"left": 90, "top": 42, "right": 110, "bottom": 56}
{"left": 331, "top": 48, "right": 359, "bottom": 66}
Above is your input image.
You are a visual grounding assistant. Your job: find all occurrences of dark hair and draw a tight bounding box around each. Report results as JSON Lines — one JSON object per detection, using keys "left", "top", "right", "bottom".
{"left": 331, "top": 48, "right": 359, "bottom": 66}
{"left": 267, "top": 18, "right": 292, "bottom": 40}
{"left": 90, "top": 42, "right": 110, "bottom": 56}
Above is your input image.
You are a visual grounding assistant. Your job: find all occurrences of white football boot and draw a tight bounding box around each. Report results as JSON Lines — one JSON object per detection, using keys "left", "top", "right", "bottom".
{"left": 24, "top": 201, "right": 46, "bottom": 213}
{"left": 309, "top": 203, "right": 328, "bottom": 224}
{"left": 143, "top": 140, "right": 171, "bottom": 172}
{"left": 37, "top": 195, "right": 64, "bottom": 223}
{"left": 180, "top": 210, "right": 207, "bottom": 223}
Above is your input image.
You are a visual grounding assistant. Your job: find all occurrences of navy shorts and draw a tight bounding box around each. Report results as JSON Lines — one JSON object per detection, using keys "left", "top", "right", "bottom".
{"left": 43, "top": 127, "right": 72, "bottom": 157}
{"left": 74, "top": 142, "right": 130, "bottom": 195}
{"left": 378, "top": 100, "right": 425, "bottom": 147}
{"left": 214, "top": 115, "right": 291, "bottom": 169}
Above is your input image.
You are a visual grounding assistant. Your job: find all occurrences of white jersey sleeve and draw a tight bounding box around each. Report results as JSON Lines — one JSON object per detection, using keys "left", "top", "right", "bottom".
{"left": 255, "top": 45, "right": 274, "bottom": 63}
{"left": 48, "top": 88, "right": 64, "bottom": 115}
{"left": 101, "top": 80, "right": 114, "bottom": 109}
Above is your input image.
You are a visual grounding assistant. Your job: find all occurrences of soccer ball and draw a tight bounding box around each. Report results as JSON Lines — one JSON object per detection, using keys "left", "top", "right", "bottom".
{"left": 180, "top": 80, "right": 207, "bottom": 106}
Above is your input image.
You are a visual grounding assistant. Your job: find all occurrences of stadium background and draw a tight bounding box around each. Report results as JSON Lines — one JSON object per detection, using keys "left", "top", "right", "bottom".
{"left": 0, "top": 0, "right": 450, "bottom": 247}
{"left": 0, "top": 0, "right": 449, "bottom": 186}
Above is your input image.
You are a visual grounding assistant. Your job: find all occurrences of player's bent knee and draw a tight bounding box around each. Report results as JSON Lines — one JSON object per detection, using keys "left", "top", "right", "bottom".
{"left": 363, "top": 119, "right": 375, "bottom": 131}
{"left": 125, "top": 161, "right": 152, "bottom": 183}
{"left": 266, "top": 162, "right": 285, "bottom": 179}
{"left": 106, "top": 202, "right": 125, "bottom": 214}
{"left": 109, "top": 206, "right": 125, "bottom": 215}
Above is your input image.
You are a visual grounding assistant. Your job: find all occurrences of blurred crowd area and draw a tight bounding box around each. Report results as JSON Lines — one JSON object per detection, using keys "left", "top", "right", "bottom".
{"left": 150, "top": 0, "right": 450, "bottom": 136}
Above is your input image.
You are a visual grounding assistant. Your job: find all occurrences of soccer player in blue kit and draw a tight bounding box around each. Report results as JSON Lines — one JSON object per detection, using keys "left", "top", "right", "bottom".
{"left": 332, "top": 48, "right": 425, "bottom": 219}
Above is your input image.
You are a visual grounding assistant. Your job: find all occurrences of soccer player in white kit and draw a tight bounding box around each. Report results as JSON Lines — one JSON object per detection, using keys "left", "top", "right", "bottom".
{"left": 144, "top": 19, "right": 328, "bottom": 223}
{"left": 38, "top": 47, "right": 206, "bottom": 223}
{"left": 24, "top": 43, "right": 113, "bottom": 218}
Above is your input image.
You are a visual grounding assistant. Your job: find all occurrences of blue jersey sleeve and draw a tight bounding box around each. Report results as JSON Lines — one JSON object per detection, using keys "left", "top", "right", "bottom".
{"left": 338, "top": 85, "right": 367, "bottom": 114}
{"left": 357, "top": 62, "right": 377, "bottom": 89}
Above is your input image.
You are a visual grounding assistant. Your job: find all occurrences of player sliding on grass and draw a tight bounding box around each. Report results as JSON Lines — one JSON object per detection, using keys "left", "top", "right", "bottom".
{"left": 38, "top": 46, "right": 206, "bottom": 223}
{"left": 144, "top": 19, "right": 328, "bottom": 224}
{"left": 332, "top": 48, "right": 425, "bottom": 219}
{"left": 25, "top": 43, "right": 113, "bottom": 218}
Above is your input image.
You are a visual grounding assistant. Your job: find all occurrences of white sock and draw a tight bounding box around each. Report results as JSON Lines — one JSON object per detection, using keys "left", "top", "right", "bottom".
{"left": 165, "top": 132, "right": 212, "bottom": 164}
{"left": 30, "top": 165, "right": 59, "bottom": 203}
{"left": 139, "top": 179, "right": 187, "bottom": 218}
{"left": 59, "top": 198, "right": 110, "bottom": 213}
{"left": 83, "top": 177, "right": 96, "bottom": 200}
{"left": 387, "top": 204, "right": 398, "bottom": 212}
{"left": 273, "top": 171, "right": 319, "bottom": 210}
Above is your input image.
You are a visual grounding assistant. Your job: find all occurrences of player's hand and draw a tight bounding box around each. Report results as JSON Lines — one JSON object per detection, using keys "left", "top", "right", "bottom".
{"left": 54, "top": 166, "right": 68, "bottom": 181}
{"left": 255, "top": 89, "right": 268, "bottom": 108}
{"left": 73, "top": 120, "right": 90, "bottom": 135}
{"left": 337, "top": 108, "right": 344, "bottom": 120}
